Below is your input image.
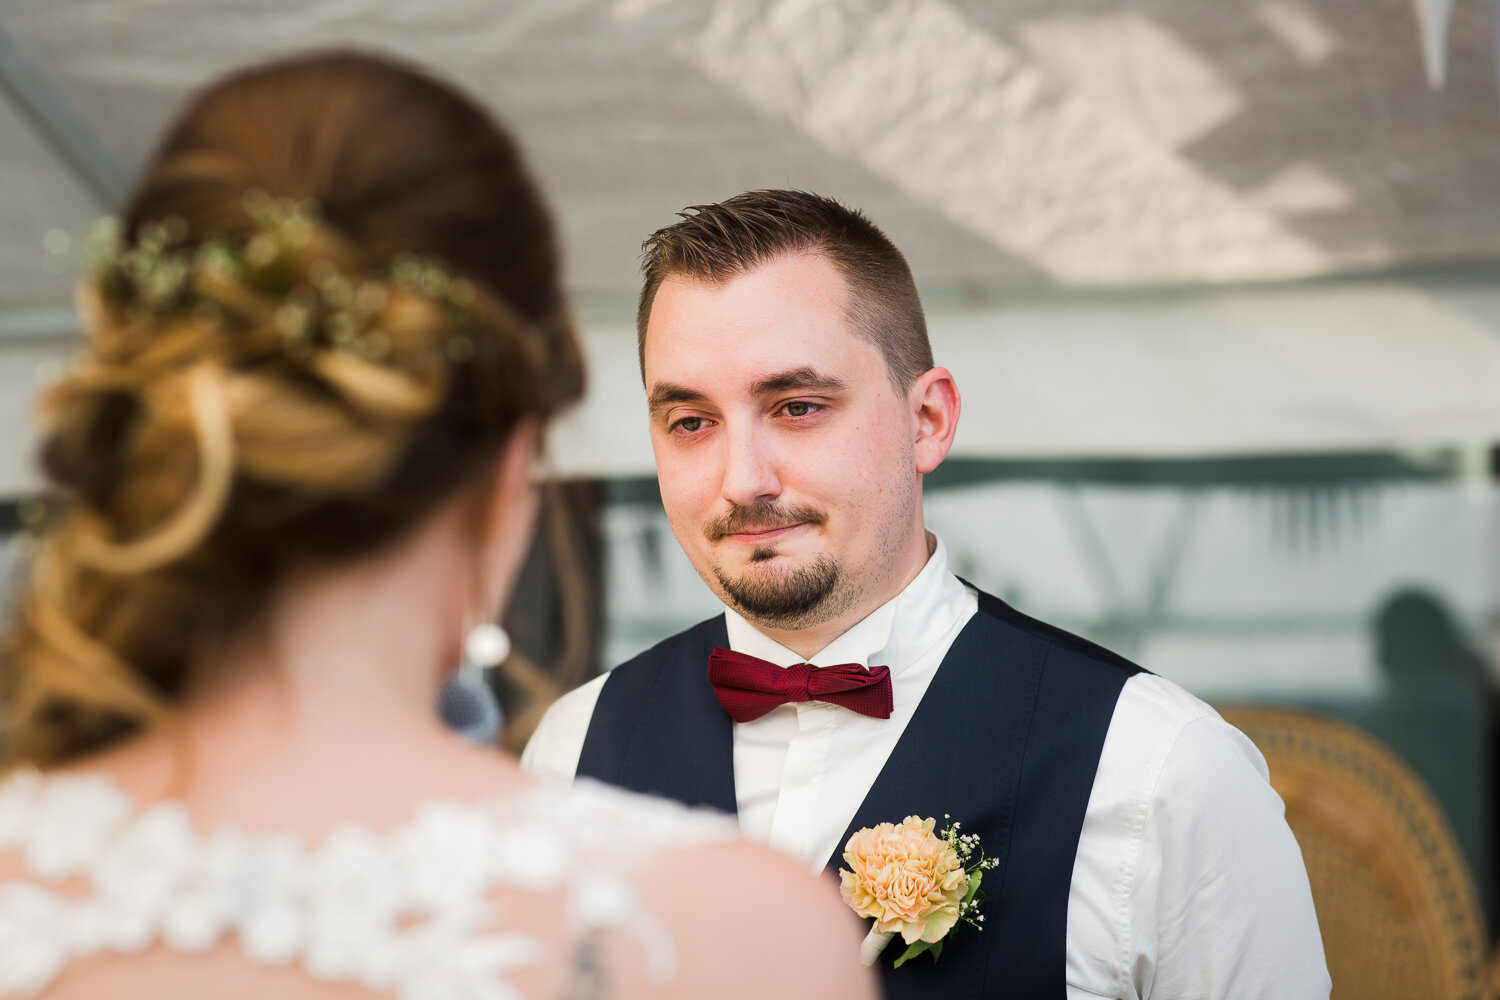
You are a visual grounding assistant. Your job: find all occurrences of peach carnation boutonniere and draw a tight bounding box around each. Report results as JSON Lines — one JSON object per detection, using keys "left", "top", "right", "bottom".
{"left": 838, "top": 814, "right": 995, "bottom": 968}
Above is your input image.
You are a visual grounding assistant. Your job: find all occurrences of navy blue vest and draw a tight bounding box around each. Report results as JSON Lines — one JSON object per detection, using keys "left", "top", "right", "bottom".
{"left": 576, "top": 589, "right": 1139, "bottom": 998}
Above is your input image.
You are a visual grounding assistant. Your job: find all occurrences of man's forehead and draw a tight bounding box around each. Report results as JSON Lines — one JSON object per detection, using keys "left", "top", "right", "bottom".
{"left": 651, "top": 254, "right": 847, "bottom": 323}
{"left": 644, "top": 327, "right": 876, "bottom": 402}
{"left": 648, "top": 259, "right": 855, "bottom": 347}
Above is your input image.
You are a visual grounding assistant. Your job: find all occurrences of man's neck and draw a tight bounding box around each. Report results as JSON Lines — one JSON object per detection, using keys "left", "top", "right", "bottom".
{"left": 748, "top": 530, "right": 937, "bottom": 660}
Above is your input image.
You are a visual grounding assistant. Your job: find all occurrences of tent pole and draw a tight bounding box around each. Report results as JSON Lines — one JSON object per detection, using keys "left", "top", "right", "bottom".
{"left": 0, "top": 21, "right": 126, "bottom": 208}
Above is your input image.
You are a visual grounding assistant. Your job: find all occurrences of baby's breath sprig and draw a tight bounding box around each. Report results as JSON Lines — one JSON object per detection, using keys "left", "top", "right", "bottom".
{"left": 941, "top": 814, "right": 996, "bottom": 932}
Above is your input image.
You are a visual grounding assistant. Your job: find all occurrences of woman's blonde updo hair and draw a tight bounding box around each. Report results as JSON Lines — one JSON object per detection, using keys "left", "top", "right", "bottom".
{"left": 0, "top": 50, "right": 584, "bottom": 769}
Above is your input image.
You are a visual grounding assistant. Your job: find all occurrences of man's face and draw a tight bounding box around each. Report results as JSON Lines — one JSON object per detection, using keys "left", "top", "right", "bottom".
{"left": 643, "top": 252, "right": 923, "bottom": 632}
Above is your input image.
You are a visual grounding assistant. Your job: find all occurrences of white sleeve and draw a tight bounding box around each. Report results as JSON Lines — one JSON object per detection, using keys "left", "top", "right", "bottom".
{"left": 1067, "top": 675, "right": 1331, "bottom": 999}
{"left": 518, "top": 673, "right": 609, "bottom": 783}
{"left": 1134, "top": 711, "right": 1330, "bottom": 998}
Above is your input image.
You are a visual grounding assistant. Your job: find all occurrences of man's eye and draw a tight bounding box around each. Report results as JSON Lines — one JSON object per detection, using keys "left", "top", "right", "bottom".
{"left": 674, "top": 416, "right": 704, "bottom": 433}
{"left": 783, "top": 401, "right": 816, "bottom": 417}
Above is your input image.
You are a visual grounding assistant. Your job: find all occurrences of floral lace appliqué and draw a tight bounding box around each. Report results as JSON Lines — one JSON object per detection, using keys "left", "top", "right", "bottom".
{"left": 0, "top": 770, "right": 731, "bottom": 998}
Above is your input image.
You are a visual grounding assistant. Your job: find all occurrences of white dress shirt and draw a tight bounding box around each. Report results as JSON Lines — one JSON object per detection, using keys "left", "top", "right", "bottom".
{"left": 522, "top": 536, "right": 1331, "bottom": 999}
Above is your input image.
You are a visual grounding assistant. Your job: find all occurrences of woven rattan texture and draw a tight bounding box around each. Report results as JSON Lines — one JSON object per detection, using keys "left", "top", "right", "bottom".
{"left": 1218, "top": 706, "right": 1486, "bottom": 1000}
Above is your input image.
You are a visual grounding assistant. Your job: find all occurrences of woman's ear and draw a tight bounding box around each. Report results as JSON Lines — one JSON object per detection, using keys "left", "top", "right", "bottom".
{"left": 910, "top": 367, "right": 961, "bottom": 474}
{"left": 475, "top": 420, "right": 542, "bottom": 620}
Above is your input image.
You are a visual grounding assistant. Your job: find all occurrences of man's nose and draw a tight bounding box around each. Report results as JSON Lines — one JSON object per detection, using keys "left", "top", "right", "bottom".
{"left": 719, "top": 424, "right": 781, "bottom": 507}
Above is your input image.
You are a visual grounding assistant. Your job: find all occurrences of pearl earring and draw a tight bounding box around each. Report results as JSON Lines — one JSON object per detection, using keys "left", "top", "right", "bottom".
{"left": 463, "top": 622, "right": 511, "bottom": 668}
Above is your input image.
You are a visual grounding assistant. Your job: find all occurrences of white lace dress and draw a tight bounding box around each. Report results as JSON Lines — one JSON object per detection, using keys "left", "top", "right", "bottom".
{"left": 0, "top": 768, "right": 735, "bottom": 998}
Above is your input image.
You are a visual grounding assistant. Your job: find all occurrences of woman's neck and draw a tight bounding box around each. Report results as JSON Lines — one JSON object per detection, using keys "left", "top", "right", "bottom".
{"left": 93, "top": 507, "right": 524, "bottom": 829}
{"left": 205, "top": 517, "right": 464, "bottom": 740}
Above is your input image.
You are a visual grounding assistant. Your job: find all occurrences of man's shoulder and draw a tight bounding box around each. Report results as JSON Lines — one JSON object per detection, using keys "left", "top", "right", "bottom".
{"left": 542, "top": 671, "right": 611, "bottom": 728}
{"left": 519, "top": 671, "right": 609, "bottom": 779}
{"left": 965, "top": 584, "right": 1144, "bottom": 679}
{"left": 1114, "top": 670, "right": 1221, "bottom": 731}
{"left": 1098, "top": 671, "right": 1270, "bottom": 801}
{"left": 963, "top": 587, "right": 1240, "bottom": 771}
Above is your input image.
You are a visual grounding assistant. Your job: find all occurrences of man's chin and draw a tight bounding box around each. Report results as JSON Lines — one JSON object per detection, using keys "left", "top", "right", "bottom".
{"left": 709, "top": 551, "right": 846, "bottom": 627}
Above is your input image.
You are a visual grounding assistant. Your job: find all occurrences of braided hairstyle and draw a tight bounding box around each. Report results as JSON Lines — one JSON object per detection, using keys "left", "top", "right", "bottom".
{"left": 0, "top": 51, "right": 584, "bottom": 769}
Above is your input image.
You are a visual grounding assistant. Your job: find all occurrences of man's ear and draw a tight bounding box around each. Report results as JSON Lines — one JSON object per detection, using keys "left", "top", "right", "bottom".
{"left": 910, "top": 367, "right": 960, "bottom": 474}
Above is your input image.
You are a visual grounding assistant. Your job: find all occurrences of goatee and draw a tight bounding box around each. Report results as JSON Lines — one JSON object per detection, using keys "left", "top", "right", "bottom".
{"left": 714, "top": 552, "right": 843, "bottom": 628}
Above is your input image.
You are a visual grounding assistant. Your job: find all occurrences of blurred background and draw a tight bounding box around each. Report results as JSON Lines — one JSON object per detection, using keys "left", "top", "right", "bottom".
{"left": 1, "top": 0, "right": 1497, "bottom": 965}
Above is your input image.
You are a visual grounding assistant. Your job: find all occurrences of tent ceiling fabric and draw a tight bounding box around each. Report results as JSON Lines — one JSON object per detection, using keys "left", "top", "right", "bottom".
{"left": 3, "top": 0, "right": 1498, "bottom": 293}
{"left": 1, "top": 0, "right": 1499, "bottom": 483}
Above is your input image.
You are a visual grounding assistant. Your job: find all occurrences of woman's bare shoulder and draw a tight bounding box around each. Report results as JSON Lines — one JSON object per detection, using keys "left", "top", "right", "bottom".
{"left": 620, "top": 834, "right": 879, "bottom": 1000}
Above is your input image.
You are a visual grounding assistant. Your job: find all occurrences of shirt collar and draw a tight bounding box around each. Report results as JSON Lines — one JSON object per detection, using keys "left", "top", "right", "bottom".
{"left": 723, "top": 533, "right": 970, "bottom": 675}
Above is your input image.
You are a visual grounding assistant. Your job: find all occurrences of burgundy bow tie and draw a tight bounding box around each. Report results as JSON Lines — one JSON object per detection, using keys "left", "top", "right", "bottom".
{"left": 707, "top": 647, "right": 893, "bottom": 723}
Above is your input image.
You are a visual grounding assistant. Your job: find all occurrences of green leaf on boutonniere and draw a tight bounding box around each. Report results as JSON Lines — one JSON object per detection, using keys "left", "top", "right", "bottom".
{"left": 892, "top": 937, "right": 943, "bottom": 968}
{"left": 963, "top": 870, "right": 984, "bottom": 910}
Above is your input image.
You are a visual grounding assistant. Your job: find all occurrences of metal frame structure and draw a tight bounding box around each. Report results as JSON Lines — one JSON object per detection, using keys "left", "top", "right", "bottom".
{"left": 0, "top": 21, "right": 124, "bottom": 208}
{"left": 0, "top": 19, "right": 121, "bottom": 342}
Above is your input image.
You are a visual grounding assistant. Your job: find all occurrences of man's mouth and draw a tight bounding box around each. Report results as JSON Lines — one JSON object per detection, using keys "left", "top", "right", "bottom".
{"left": 727, "top": 522, "right": 804, "bottom": 543}
{"left": 704, "top": 500, "right": 827, "bottom": 543}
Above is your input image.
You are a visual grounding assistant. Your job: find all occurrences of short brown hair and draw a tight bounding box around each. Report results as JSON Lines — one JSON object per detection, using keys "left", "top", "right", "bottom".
{"left": 636, "top": 190, "right": 932, "bottom": 388}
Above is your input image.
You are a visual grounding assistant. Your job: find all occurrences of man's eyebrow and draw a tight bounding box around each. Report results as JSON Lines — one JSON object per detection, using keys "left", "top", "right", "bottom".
{"left": 647, "top": 381, "right": 708, "bottom": 414}
{"left": 750, "top": 368, "right": 849, "bottom": 395}
{"left": 647, "top": 369, "right": 850, "bottom": 414}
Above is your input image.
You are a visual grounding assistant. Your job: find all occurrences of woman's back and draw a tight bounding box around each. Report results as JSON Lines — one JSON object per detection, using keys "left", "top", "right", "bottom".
{"left": 0, "top": 737, "right": 871, "bottom": 999}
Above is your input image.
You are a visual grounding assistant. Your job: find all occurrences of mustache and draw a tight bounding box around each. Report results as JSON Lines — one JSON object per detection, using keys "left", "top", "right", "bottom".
{"left": 704, "top": 498, "right": 827, "bottom": 542}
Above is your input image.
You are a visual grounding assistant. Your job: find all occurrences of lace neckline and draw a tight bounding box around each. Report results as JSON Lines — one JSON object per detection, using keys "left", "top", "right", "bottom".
{"left": 0, "top": 767, "right": 732, "bottom": 998}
